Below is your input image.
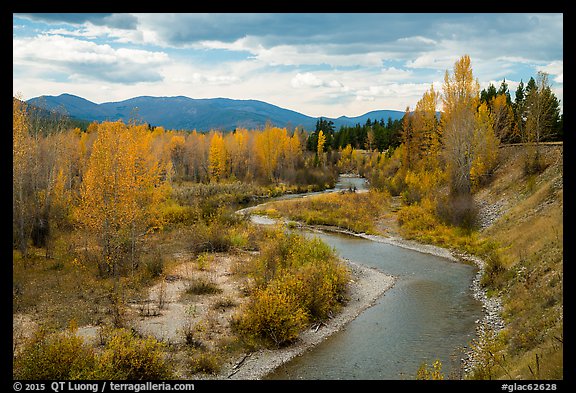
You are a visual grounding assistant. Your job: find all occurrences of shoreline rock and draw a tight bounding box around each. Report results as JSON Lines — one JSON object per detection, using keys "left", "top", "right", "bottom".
{"left": 242, "top": 215, "right": 505, "bottom": 380}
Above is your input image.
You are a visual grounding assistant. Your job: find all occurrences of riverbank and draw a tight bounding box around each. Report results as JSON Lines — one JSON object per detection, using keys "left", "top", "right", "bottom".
{"left": 214, "top": 260, "right": 396, "bottom": 380}
{"left": 248, "top": 213, "right": 505, "bottom": 379}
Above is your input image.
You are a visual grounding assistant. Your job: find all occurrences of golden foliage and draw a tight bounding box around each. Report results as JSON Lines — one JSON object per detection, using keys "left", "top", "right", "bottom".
{"left": 75, "top": 121, "right": 169, "bottom": 273}
{"left": 416, "top": 359, "right": 445, "bottom": 380}
{"left": 471, "top": 102, "right": 500, "bottom": 189}
{"left": 208, "top": 132, "right": 228, "bottom": 181}
{"left": 233, "top": 230, "right": 349, "bottom": 347}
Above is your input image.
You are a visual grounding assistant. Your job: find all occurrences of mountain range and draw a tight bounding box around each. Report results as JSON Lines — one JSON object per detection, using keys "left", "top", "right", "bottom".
{"left": 26, "top": 94, "right": 406, "bottom": 132}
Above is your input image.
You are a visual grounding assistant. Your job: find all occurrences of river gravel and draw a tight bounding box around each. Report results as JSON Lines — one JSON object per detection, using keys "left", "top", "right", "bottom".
{"left": 271, "top": 222, "right": 505, "bottom": 379}
{"left": 211, "top": 261, "right": 396, "bottom": 380}
{"left": 229, "top": 209, "right": 505, "bottom": 380}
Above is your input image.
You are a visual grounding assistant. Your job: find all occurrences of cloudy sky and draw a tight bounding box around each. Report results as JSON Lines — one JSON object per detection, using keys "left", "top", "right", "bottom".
{"left": 13, "top": 13, "right": 563, "bottom": 118}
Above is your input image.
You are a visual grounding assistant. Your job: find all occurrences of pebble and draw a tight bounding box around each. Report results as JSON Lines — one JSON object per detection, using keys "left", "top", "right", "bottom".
{"left": 458, "top": 253, "right": 505, "bottom": 377}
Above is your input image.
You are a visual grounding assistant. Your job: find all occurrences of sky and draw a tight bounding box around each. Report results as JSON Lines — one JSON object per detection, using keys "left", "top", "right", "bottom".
{"left": 13, "top": 13, "right": 563, "bottom": 118}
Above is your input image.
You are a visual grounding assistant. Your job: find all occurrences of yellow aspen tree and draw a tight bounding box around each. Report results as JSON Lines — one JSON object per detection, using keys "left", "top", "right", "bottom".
{"left": 276, "top": 128, "right": 291, "bottom": 179}
{"left": 471, "top": 102, "right": 499, "bottom": 189}
{"left": 186, "top": 131, "right": 210, "bottom": 182}
{"left": 414, "top": 84, "right": 441, "bottom": 168}
{"left": 316, "top": 130, "right": 326, "bottom": 166}
{"left": 441, "top": 54, "right": 480, "bottom": 195}
{"left": 36, "top": 131, "right": 79, "bottom": 255}
{"left": 366, "top": 129, "right": 376, "bottom": 151}
{"left": 254, "top": 127, "right": 285, "bottom": 182}
{"left": 490, "top": 94, "right": 513, "bottom": 142}
{"left": 226, "top": 128, "right": 250, "bottom": 180}
{"left": 13, "top": 97, "right": 33, "bottom": 255}
{"left": 208, "top": 132, "right": 228, "bottom": 182}
{"left": 338, "top": 144, "right": 354, "bottom": 173}
{"left": 283, "top": 130, "right": 302, "bottom": 173}
{"left": 76, "top": 121, "right": 165, "bottom": 276}
{"left": 168, "top": 134, "right": 186, "bottom": 179}
{"left": 351, "top": 148, "right": 364, "bottom": 171}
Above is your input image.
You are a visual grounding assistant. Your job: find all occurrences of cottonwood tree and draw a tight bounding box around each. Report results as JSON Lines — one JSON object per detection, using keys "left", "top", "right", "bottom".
{"left": 471, "top": 102, "right": 500, "bottom": 189}
{"left": 185, "top": 131, "right": 210, "bottom": 182}
{"left": 13, "top": 98, "right": 33, "bottom": 255}
{"left": 254, "top": 127, "right": 287, "bottom": 182}
{"left": 522, "top": 72, "right": 561, "bottom": 173}
{"left": 490, "top": 94, "right": 514, "bottom": 143}
{"left": 76, "top": 121, "right": 167, "bottom": 277}
{"left": 226, "top": 128, "right": 250, "bottom": 180}
{"left": 441, "top": 54, "right": 480, "bottom": 196}
{"left": 13, "top": 97, "right": 78, "bottom": 256}
{"left": 208, "top": 132, "right": 228, "bottom": 182}
{"left": 316, "top": 130, "right": 326, "bottom": 166}
{"left": 412, "top": 85, "right": 441, "bottom": 169}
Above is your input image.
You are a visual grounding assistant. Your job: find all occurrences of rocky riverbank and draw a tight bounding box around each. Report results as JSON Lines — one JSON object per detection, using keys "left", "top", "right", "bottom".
{"left": 457, "top": 253, "right": 505, "bottom": 376}
{"left": 264, "top": 219, "right": 506, "bottom": 379}
{"left": 210, "top": 260, "right": 396, "bottom": 380}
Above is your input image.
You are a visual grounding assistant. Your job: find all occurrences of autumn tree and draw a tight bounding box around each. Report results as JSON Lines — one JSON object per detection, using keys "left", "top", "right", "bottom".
{"left": 76, "top": 121, "right": 167, "bottom": 277}
{"left": 13, "top": 97, "right": 33, "bottom": 255}
{"left": 226, "top": 128, "right": 250, "bottom": 180}
{"left": 471, "top": 102, "right": 500, "bottom": 189}
{"left": 13, "top": 96, "right": 81, "bottom": 256}
{"left": 400, "top": 107, "right": 416, "bottom": 171}
{"left": 168, "top": 134, "right": 186, "bottom": 179}
{"left": 316, "top": 130, "right": 326, "bottom": 166}
{"left": 208, "top": 132, "right": 228, "bottom": 182}
{"left": 283, "top": 130, "right": 303, "bottom": 177}
{"left": 412, "top": 85, "right": 441, "bottom": 168}
{"left": 185, "top": 131, "right": 210, "bottom": 182}
{"left": 254, "top": 127, "right": 288, "bottom": 182}
{"left": 441, "top": 54, "right": 480, "bottom": 196}
{"left": 338, "top": 144, "right": 355, "bottom": 173}
{"left": 522, "top": 72, "right": 561, "bottom": 173}
{"left": 490, "top": 94, "right": 514, "bottom": 143}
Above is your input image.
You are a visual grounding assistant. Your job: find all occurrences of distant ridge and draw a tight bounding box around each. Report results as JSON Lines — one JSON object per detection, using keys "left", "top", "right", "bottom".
{"left": 26, "top": 93, "right": 406, "bottom": 131}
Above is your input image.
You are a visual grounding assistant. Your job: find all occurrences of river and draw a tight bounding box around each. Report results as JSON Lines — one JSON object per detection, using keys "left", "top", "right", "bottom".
{"left": 248, "top": 175, "right": 484, "bottom": 380}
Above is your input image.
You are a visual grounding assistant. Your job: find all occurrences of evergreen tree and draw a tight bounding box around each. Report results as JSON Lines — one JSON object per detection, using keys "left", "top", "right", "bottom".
{"left": 480, "top": 83, "right": 498, "bottom": 105}
{"left": 497, "top": 79, "right": 512, "bottom": 106}
{"left": 512, "top": 80, "right": 526, "bottom": 142}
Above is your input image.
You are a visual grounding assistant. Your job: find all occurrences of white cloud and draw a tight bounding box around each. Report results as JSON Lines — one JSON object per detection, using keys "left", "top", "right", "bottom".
{"left": 538, "top": 60, "right": 563, "bottom": 84}
{"left": 13, "top": 34, "right": 169, "bottom": 84}
{"left": 380, "top": 67, "right": 413, "bottom": 81}
{"left": 397, "top": 35, "right": 438, "bottom": 45}
{"left": 290, "top": 72, "right": 344, "bottom": 90}
{"left": 13, "top": 13, "right": 563, "bottom": 118}
{"left": 405, "top": 54, "right": 460, "bottom": 70}
{"left": 291, "top": 72, "right": 325, "bottom": 88}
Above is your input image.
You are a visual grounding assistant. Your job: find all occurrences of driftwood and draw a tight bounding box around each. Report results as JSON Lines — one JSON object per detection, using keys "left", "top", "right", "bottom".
{"left": 227, "top": 352, "right": 253, "bottom": 378}
{"left": 312, "top": 321, "right": 328, "bottom": 333}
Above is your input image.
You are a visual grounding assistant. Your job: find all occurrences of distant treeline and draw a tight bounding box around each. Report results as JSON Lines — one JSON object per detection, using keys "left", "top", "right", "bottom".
{"left": 306, "top": 117, "right": 403, "bottom": 153}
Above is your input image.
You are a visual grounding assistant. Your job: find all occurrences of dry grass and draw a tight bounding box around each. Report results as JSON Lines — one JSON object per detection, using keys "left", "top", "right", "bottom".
{"left": 254, "top": 190, "right": 392, "bottom": 234}
{"left": 473, "top": 145, "right": 563, "bottom": 379}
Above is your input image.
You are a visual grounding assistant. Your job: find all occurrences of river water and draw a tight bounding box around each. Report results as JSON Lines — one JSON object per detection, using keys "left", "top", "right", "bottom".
{"left": 251, "top": 176, "right": 484, "bottom": 380}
